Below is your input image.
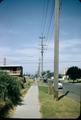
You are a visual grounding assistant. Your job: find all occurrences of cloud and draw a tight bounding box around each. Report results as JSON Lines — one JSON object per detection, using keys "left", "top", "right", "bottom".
{"left": 59, "top": 38, "right": 81, "bottom": 54}
{"left": 0, "top": 38, "right": 81, "bottom": 74}
{"left": 0, "top": 47, "right": 11, "bottom": 56}
{"left": 45, "top": 38, "right": 81, "bottom": 72}
{"left": 0, "top": 45, "right": 39, "bottom": 72}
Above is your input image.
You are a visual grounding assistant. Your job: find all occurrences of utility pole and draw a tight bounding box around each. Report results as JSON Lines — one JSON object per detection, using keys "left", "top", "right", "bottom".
{"left": 39, "top": 34, "right": 45, "bottom": 80}
{"left": 37, "top": 58, "right": 41, "bottom": 78}
{"left": 3, "top": 57, "right": 6, "bottom": 66}
{"left": 53, "top": 0, "right": 61, "bottom": 100}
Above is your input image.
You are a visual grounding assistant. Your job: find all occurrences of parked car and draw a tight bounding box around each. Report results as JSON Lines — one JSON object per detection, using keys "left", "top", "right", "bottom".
{"left": 49, "top": 78, "right": 63, "bottom": 89}
{"left": 58, "top": 81, "right": 63, "bottom": 89}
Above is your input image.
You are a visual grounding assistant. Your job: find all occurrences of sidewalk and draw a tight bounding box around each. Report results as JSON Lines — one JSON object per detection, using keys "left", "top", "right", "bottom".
{"left": 10, "top": 83, "right": 42, "bottom": 118}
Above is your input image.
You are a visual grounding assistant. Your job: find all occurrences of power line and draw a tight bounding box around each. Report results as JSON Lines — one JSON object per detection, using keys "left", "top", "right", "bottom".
{"left": 40, "top": 0, "right": 46, "bottom": 35}
{"left": 45, "top": 0, "right": 54, "bottom": 41}
{"left": 60, "top": 61, "right": 81, "bottom": 63}
{"left": 42, "top": 0, "right": 49, "bottom": 36}
{"left": 1, "top": 57, "right": 81, "bottom": 63}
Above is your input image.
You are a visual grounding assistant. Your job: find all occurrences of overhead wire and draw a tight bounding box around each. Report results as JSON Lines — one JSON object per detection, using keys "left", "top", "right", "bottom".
{"left": 40, "top": 0, "right": 46, "bottom": 35}
{"left": 42, "top": 0, "right": 49, "bottom": 36}
{"left": 45, "top": 0, "right": 54, "bottom": 42}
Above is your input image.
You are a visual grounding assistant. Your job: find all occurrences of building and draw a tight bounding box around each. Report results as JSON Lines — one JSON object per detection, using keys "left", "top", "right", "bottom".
{"left": 0, "top": 66, "right": 23, "bottom": 77}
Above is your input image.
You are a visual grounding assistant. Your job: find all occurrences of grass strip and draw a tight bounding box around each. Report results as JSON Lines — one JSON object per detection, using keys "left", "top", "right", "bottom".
{"left": 39, "top": 85, "right": 80, "bottom": 119}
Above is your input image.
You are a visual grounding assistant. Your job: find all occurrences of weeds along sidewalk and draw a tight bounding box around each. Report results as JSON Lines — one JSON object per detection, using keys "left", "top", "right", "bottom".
{"left": 10, "top": 83, "right": 42, "bottom": 118}
{"left": 38, "top": 85, "right": 80, "bottom": 119}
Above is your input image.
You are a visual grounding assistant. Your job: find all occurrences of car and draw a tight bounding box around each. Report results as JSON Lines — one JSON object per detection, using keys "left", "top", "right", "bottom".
{"left": 49, "top": 79, "right": 63, "bottom": 89}
{"left": 58, "top": 82, "right": 63, "bottom": 89}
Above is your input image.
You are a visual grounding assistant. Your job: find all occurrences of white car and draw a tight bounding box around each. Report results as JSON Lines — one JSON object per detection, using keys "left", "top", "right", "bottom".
{"left": 50, "top": 79, "right": 63, "bottom": 89}
{"left": 58, "top": 82, "right": 63, "bottom": 89}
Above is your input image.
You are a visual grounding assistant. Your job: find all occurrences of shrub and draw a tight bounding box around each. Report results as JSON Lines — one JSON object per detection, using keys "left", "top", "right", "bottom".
{"left": 0, "top": 71, "right": 22, "bottom": 117}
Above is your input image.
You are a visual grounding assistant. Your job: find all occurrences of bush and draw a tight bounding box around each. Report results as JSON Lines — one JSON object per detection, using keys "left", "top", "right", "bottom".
{"left": 7, "top": 77, "right": 22, "bottom": 106}
{"left": 0, "top": 71, "right": 22, "bottom": 117}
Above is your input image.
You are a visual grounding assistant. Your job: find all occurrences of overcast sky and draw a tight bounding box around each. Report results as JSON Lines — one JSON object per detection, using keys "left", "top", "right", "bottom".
{"left": 0, "top": 0, "right": 81, "bottom": 74}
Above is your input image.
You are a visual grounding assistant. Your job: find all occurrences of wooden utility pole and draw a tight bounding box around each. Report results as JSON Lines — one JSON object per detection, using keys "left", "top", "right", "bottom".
{"left": 53, "top": 0, "right": 61, "bottom": 100}
{"left": 3, "top": 57, "right": 6, "bottom": 66}
{"left": 37, "top": 58, "right": 41, "bottom": 78}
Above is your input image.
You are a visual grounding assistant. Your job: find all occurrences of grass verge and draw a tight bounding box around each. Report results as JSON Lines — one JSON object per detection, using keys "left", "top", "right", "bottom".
{"left": 38, "top": 85, "right": 80, "bottom": 119}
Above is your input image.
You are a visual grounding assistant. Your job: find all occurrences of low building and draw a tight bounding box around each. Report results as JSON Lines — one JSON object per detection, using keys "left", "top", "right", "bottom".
{"left": 0, "top": 66, "right": 23, "bottom": 77}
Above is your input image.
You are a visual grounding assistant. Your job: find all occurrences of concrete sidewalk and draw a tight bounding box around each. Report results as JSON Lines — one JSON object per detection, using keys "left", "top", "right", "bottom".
{"left": 10, "top": 83, "right": 42, "bottom": 118}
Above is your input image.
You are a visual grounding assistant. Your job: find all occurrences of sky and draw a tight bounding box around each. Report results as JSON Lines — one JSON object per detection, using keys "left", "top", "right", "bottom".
{"left": 0, "top": 0, "right": 81, "bottom": 74}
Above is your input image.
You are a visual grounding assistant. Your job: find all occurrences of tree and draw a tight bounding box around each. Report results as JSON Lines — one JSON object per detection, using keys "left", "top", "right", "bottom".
{"left": 46, "top": 70, "right": 52, "bottom": 79}
{"left": 42, "top": 71, "right": 46, "bottom": 77}
{"left": 66, "top": 66, "right": 81, "bottom": 82}
{"left": 42, "top": 70, "right": 53, "bottom": 79}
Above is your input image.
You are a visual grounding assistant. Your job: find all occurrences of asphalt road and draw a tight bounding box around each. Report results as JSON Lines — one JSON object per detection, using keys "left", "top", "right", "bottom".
{"left": 40, "top": 81, "right": 81, "bottom": 102}
{"left": 60, "top": 82, "right": 81, "bottom": 102}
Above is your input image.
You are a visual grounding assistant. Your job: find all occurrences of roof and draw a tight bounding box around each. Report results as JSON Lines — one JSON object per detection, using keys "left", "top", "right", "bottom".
{"left": 0, "top": 65, "right": 23, "bottom": 68}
